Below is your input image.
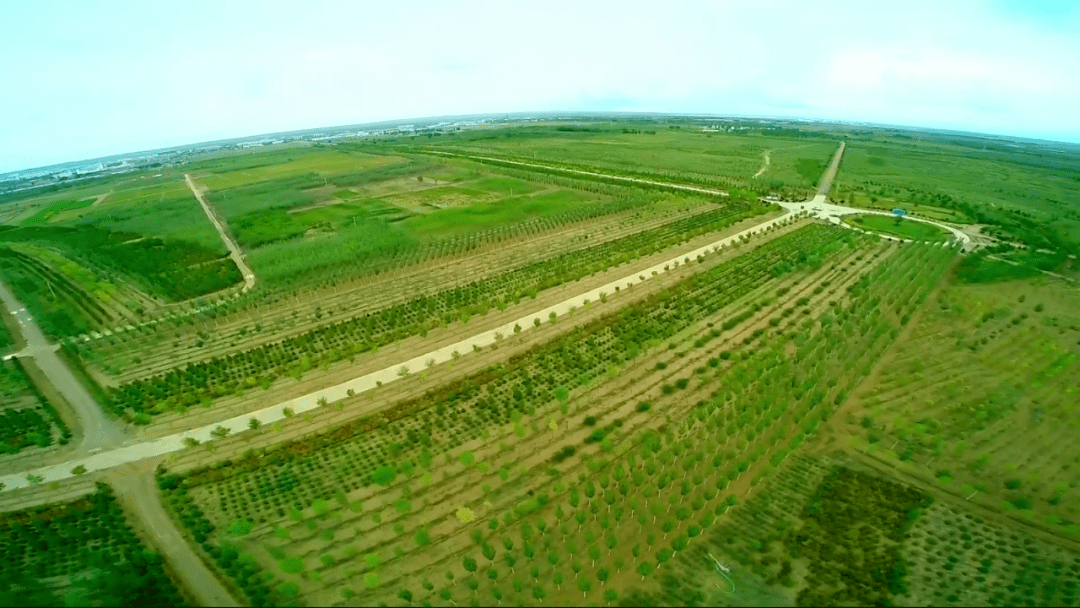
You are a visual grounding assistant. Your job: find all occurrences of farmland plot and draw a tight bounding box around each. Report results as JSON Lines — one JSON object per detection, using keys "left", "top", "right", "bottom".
{"left": 841, "top": 274, "right": 1080, "bottom": 540}
{"left": 0, "top": 483, "right": 186, "bottom": 606}
{"left": 156, "top": 228, "right": 958, "bottom": 606}
{"left": 0, "top": 358, "right": 70, "bottom": 457}
{"left": 100, "top": 200, "right": 767, "bottom": 420}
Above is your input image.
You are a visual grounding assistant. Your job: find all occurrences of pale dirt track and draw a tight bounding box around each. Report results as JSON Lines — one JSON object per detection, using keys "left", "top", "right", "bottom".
{"left": 185, "top": 174, "right": 256, "bottom": 292}
{"left": 0, "top": 279, "right": 130, "bottom": 457}
{"left": 752, "top": 151, "right": 771, "bottom": 179}
{"left": 426, "top": 150, "right": 732, "bottom": 197}
{"left": 105, "top": 460, "right": 240, "bottom": 607}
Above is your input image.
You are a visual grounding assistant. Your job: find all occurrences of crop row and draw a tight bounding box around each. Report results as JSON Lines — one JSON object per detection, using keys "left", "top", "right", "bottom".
{"left": 234, "top": 191, "right": 656, "bottom": 299}
{"left": 105, "top": 200, "right": 765, "bottom": 419}
{"left": 170, "top": 238, "right": 955, "bottom": 607}
{"left": 0, "top": 483, "right": 185, "bottom": 606}
{"left": 158, "top": 225, "right": 866, "bottom": 605}
{"left": 904, "top": 501, "right": 1080, "bottom": 606}
{"left": 420, "top": 147, "right": 752, "bottom": 195}
{"left": 0, "top": 358, "right": 71, "bottom": 454}
{"left": 83, "top": 196, "right": 719, "bottom": 377}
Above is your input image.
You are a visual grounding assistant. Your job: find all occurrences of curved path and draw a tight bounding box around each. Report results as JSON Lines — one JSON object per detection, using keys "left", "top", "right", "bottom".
{"left": 185, "top": 174, "right": 256, "bottom": 292}
{"left": 775, "top": 196, "right": 972, "bottom": 249}
{"left": 0, "top": 279, "right": 131, "bottom": 457}
{"left": 752, "top": 151, "right": 771, "bottom": 179}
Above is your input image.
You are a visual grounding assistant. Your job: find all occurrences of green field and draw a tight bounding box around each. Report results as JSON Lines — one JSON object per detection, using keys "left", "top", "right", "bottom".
{"left": 832, "top": 131, "right": 1080, "bottom": 254}
{"left": 846, "top": 213, "right": 951, "bottom": 241}
{"left": 0, "top": 358, "right": 71, "bottom": 454}
{"left": 0, "top": 484, "right": 186, "bottom": 606}
{"left": 418, "top": 124, "right": 838, "bottom": 197}
{"left": 4, "top": 117, "right": 1080, "bottom": 606}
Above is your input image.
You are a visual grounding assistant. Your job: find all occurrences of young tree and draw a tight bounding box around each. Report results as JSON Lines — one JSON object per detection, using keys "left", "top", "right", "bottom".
{"left": 578, "top": 578, "right": 592, "bottom": 598}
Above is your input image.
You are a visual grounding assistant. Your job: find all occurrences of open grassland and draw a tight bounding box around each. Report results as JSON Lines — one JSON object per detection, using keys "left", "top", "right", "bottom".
{"left": 0, "top": 226, "right": 240, "bottom": 338}
{"left": 196, "top": 149, "right": 407, "bottom": 192}
{"left": 416, "top": 126, "right": 838, "bottom": 199}
{"left": 845, "top": 214, "right": 951, "bottom": 242}
{"left": 0, "top": 482, "right": 186, "bottom": 606}
{"left": 152, "top": 229, "right": 961, "bottom": 606}
{"left": 838, "top": 268, "right": 1080, "bottom": 540}
{"left": 12, "top": 173, "right": 225, "bottom": 252}
{"left": 833, "top": 132, "right": 1080, "bottom": 254}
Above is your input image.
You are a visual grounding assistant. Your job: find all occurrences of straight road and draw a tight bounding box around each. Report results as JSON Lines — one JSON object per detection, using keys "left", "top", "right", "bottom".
{"left": 426, "top": 150, "right": 732, "bottom": 197}
{"left": 0, "top": 278, "right": 130, "bottom": 455}
{"left": 815, "top": 141, "right": 845, "bottom": 198}
{"left": 185, "top": 174, "right": 256, "bottom": 292}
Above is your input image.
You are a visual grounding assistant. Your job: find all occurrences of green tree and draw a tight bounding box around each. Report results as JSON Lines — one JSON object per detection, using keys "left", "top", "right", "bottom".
{"left": 373, "top": 465, "right": 397, "bottom": 485}
{"left": 578, "top": 578, "right": 592, "bottom": 598}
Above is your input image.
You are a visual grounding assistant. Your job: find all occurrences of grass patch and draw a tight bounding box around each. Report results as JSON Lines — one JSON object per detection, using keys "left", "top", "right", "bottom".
{"left": 847, "top": 214, "right": 950, "bottom": 241}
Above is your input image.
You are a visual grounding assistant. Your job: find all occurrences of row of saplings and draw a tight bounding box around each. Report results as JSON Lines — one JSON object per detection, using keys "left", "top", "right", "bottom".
{"left": 103, "top": 200, "right": 762, "bottom": 418}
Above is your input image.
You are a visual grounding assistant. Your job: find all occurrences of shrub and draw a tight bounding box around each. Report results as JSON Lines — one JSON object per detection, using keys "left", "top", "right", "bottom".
{"left": 373, "top": 465, "right": 397, "bottom": 485}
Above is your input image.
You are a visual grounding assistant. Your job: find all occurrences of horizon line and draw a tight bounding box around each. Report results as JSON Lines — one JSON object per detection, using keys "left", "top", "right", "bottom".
{"left": 4, "top": 110, "right": 1079, "bottom": 177}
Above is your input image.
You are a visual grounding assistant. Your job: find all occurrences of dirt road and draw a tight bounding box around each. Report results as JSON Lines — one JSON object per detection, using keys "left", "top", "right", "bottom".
{"left": 184, "top": 174, "right": 256, "bottom": 292}
{"left": 752, "top": 151, "right": 771, "bottom": 179}
{"left": 105, "top": 460, "right": 240, "bottom": 607}
{"left": 815, "top": 141, "right": 845, "bottom": 198}
{"left": 426, "top": 150, "right": 732, "bottom": 197}
{"left": 0, "top": 278, "right": 130, "bottom": 455}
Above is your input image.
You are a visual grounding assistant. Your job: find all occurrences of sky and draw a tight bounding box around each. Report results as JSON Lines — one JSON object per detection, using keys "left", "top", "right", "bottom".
{"left": 2, "top": 0, "right": 1079, "bottom": 173}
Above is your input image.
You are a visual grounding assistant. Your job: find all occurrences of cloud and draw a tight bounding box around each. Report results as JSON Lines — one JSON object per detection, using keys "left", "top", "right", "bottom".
{"left": 1, "top": 0, "right": 1078, "bottom": 172}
